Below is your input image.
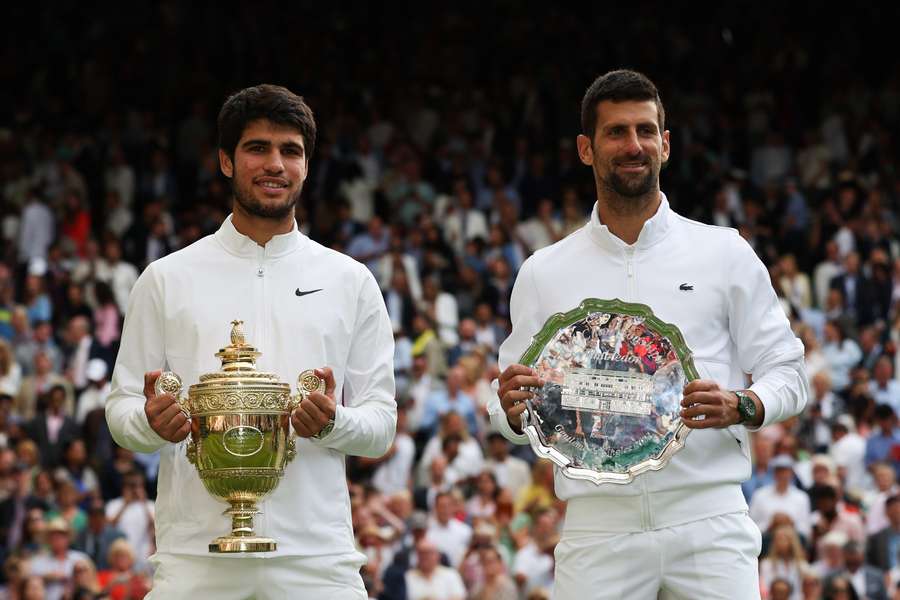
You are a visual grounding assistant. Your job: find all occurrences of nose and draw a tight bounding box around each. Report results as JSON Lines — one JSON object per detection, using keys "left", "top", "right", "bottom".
{"left": 263, "top": 150, "right": 285, "bottom": 173}
{"left": 623, "top": 129, "right": 642, "bottom": 155}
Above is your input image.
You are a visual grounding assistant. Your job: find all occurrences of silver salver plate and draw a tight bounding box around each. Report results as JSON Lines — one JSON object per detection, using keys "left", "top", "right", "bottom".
{"left": 520, "top": 298, "right": 698, "bottom": 485}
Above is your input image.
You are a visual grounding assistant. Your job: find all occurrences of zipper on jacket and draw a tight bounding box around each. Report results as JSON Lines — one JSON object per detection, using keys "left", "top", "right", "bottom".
{"left": 624, "top": 247, "right": 636, "bottom": 300}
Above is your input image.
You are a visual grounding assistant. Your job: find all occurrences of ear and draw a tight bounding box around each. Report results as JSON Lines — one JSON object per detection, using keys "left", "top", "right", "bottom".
{"left": 576, "top": 134, "right": 594, "bottom": 166}
{"left": 661, "top": 130, "right": 671, "bottom": 164}
{"left": 218, "top": 149, "right": 234, "bottom": 178}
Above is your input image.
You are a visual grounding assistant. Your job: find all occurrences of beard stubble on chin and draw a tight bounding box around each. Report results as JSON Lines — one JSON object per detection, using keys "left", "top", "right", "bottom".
{"left": 598, "top": 157, "right": 661, "bottom": 215}
{"left": 232, "top": 179, "right": 302, "bottom": 220}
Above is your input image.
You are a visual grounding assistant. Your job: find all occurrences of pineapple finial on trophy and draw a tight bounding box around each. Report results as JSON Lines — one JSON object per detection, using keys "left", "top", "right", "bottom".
{"left": 230, "top": 320, "right": 246, "bottom": 346}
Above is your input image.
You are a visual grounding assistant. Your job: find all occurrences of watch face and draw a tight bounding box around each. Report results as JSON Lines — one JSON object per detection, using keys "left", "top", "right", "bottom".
{"left": 738, "top": 393, "right": 756, "bottom": 421}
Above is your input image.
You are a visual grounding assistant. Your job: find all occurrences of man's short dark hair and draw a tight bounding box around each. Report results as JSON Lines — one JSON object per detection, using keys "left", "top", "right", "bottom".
{"left": 875, "top": 404, "right": 896, "bottom": 421}
{"left": 217, "top": 84, "right": 317, "bottom": 160}
{"left": 580, "top": 69, "right": 665, "bottom": 138}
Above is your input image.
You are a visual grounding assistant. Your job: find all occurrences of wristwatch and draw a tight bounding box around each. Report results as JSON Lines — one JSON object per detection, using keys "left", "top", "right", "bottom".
{"left": 734, "top": 390, "right": 757, "bottom": 425}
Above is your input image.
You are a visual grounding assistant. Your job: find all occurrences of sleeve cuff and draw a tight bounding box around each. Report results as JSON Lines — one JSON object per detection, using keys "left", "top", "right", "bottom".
{"left": 488, "top": 378, "right": 531, "bottom": 445}
{"left": 308, "top": 403, "right": 344, "bottom": 446}
{"left": 745, "top": 380, "right": 779, "bottom": 431}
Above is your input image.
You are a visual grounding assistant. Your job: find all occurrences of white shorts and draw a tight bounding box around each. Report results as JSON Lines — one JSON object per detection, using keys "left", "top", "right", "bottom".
{"left": 146, "top": 552, "right": 367, "bottom": 600}
{"left": 553, "top": 509, "right": 762, "bottom": 600}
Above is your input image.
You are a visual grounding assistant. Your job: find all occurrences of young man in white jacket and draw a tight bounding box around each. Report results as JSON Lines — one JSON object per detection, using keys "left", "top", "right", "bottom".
{"left": 491, "top": 70, "right": 809, "bottom": 599}
{"left": 106, "top": 85, "right": 396, "bottom": 599}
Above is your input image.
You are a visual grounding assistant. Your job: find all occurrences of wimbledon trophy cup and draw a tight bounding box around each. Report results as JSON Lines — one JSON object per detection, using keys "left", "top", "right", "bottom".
{"left": 520, "top": 299, "right": 699, "bottom": 485}
{"left": 154, "top": 320, "right": 325, "bottom": 553}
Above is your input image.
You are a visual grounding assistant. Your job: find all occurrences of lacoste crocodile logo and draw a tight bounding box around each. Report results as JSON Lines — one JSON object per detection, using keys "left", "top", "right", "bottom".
{"left": 679, "top": 283, "right": 693, "bottom": 291}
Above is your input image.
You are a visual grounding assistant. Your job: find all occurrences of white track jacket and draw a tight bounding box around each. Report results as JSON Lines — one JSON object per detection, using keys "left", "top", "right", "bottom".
{"left": 489, "top": 195, "right": 809, "bottom": 532}
{"left": 107, "top": 215, "right": 396, "bottom": 557}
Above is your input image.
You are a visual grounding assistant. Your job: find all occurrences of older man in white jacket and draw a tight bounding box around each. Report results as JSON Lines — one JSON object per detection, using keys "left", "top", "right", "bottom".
{"left": 107, "top": 85, "right": 396, "bottom": 599}
{"left": 491, "top": 70, "right": 808, "bottom": 599}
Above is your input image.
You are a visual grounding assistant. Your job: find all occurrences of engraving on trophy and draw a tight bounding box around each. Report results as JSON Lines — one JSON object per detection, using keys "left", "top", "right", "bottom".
{"left": 560, "top": 368, "right": 653, "bottom": 415}
{"left": 222, "top": 426, "right": 266, "bottom": 457}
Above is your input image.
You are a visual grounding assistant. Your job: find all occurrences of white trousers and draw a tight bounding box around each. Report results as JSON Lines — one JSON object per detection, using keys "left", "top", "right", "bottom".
{"left": 553, "top": 510, "right": 762, "bottom": 600}
{"left": 146, "top": 552, "right": 367, "bottom": 600}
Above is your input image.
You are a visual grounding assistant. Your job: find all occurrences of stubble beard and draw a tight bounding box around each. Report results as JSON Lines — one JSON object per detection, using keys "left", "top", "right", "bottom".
{"left": 597, "top": 157, "right": 661, "bottom": 216}
{"left": 232, "top": 176, "right": 302, "bottom": 220}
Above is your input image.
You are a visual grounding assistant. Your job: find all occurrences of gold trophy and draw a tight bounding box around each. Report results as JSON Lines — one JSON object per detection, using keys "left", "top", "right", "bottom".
{"left": 155, "top": 320, "right": 325, "bottom": 553}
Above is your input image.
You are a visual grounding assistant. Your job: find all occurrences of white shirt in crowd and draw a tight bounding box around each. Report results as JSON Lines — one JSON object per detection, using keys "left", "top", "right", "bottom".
{"left": 425, "top": 517, "right": 472, "bottom": 568}
{"left": 749, "top": 483, "right": 812, "bottom": 538}
{"left": 105, "top": 497, "right": 155, "bottom": 566}
{"left": 513, "top": 541, "right": 556, "bottom": 597}
{"left": 372, "top": 432, "right": 415, "bottom": 496}
{"left": 405, "top": 565, "right": 466, "bottom": 600}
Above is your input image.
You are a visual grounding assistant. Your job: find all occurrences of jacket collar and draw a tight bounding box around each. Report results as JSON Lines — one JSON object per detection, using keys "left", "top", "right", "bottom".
{"left": 214, "top": 214, "right": 306, "bottom": 258}
{"left": 588, "top": 192, "right": 674, "bottom": 252}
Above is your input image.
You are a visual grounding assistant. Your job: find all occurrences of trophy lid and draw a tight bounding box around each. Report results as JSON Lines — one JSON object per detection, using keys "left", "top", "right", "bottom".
{"left": 195, "top": 320, "right": 284, "bottom": 385}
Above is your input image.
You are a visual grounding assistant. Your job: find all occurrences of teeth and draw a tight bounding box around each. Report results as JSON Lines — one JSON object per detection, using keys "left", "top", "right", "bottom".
{"left": 259, "top": 182, "right": 285, "bottom": 188}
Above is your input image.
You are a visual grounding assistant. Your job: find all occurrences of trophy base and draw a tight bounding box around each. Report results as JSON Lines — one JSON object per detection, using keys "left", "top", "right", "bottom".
{"left": 208, "top": 537, "right": 277, "bottom": 553}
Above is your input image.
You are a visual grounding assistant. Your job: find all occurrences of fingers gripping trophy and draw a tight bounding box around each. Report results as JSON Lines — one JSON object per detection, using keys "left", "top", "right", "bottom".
{"left": 152, "top": 320, "right": 329, "bottom": 553}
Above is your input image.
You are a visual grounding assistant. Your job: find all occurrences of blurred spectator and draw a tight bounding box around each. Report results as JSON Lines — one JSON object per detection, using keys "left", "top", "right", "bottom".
{"left": 425, "top": 492, "right": 471, "bottom": 568}
{"left": 514, "top": 460, "right": 556, "bottom": 516}
{"left": 829, "top": 417, "right": 868, "bottom": 495}
{"left": 15, "top": 321, "right": 63, "bottom": 377}
{"left": 22, "top": 274, "right": 51, "bottom": 328}
{"left": 0, "top": 342, "right": 22, "bottom": 398}
{"left": 348, "top": 215, "right": 390, "bottom": 274}
{"left": 100, "top": 239, "right": 138, "bottom": 317}
{"left": 73, "top": 498, "right": 125, "bottom": 571}
{"left": 28, "top": 517, "right": 89, "bottom": 600}
{"left": 759, "top": 524, "right": 808, "bottom": 596}
{"left": 368, "top": 406, "right": 415, "bottom": 496}
{"left": 105, "top": 471, "right": 154, "bottom": 567}
{"left": 71, "top": 557, "right": 101, "bottom": 599}
{"left": 418, "top": 277, "right": 459, "bottom": 347}
{"left": 63, "top": 316, "right": 97, "bottom": 392}
{"left": 749, "top": 455, "right": 812, "bottom": 538}
{"left": 822, "top": 321, "right": 862, "bottom": 392}
{"left": 468, "top": 545, "right": 517, "bottom": 600}
{"left": 866, "top": 495, "right": 900, "bottom": 572}
{"left": 417, "top": 412, "right": 484, "bottom": 490}
{"left": 404, "top": 537, "right": 465, "bottom": 600}
{"left": 864, "top": 405, "right": 900, "bottom": 471}
{"left": 864, "top": 464, "right": 899, "bottom": 536}
{"left": 511, "top": 508, "right": 558, "bottom": 598}
{"left": 96, "top": 538, "right": 150, "bottom": 599}
{"left": 870, "top": 357, "right": 900, "bottom": 414}
{"left": 825, "top": 541, "right": 887, "bottom": 600}
{"left": 744, "top": 435, "right": 776, "bottom": 502}
{"left": 809, "top": 484, "right": 865, "bottom": 552}
{"left": 16, "top": 352, "right": 73, "bottom": 420}
{"left": 17, "top": 193, "right": 54, "bottom": 270}
{"left": 484, "top": 432, "right": 532, "bottom": 501}
{"left": 768, "top": 577, "right": 794, "bottom": 600}
{"left": 421, "top": 367, "right": 477, "bottom": 437}
{"left": 812, "top": 530, "right": 848, "bottom": 579}
{"left": 75, "top": 359, "right": 110, "bottom": 426}
{"left": 24, "top": 385, "right": 78, "bottom": 469}
{"left": 54, "top": 439, "right": 99, "bottom": 502}
{"left": 441, "top": 180, "right": 488, "bottom": 257}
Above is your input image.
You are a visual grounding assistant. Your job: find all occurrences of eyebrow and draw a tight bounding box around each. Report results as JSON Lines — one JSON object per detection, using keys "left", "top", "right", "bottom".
{"left": 603, "top": 121, "right": 659, "bottom": 131}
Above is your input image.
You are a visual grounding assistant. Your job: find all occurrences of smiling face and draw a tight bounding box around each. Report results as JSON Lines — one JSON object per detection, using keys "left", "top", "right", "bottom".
{"left": 577, "top": 100, "right": 669, "bottom": 203}
{"left": 219, "top": 119, "right": 308, "bottom": 221}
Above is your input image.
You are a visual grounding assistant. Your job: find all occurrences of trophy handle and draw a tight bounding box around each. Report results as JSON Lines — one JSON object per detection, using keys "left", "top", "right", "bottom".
{"left": 155, "top": 371, "right": 194, "bottom": 462}
{"left": 294, "top": 370, "right": 333, "bottom": 440}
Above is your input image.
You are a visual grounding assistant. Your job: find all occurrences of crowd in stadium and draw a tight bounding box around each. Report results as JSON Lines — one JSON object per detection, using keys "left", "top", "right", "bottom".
{"left": 2, "top": 4, "right": 900, "bottom": 600}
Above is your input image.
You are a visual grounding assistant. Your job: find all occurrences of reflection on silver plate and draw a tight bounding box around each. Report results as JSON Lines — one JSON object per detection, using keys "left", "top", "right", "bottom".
{"left": 519, "top": 298, "right": 698, "bottom": 485}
